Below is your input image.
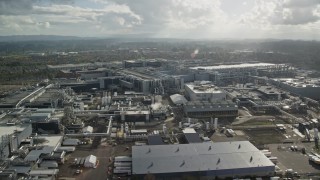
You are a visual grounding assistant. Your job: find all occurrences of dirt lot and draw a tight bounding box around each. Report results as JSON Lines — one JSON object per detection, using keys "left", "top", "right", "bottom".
{"left": 58, "top": 138, "right": 133, "bottom": 180}
{"left": 0, "top": 84, "right": 23, "bottom": 94}
{"left": 244, "top": 128, "right": 286, "bottom": 146}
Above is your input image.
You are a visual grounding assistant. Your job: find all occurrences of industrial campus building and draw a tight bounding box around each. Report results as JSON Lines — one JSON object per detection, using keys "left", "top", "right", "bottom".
{"left": 270, "top": 78, "right": 320, "bottom": 100}
{"left": 132, "top": 141, "right": 275, "bottom": 179}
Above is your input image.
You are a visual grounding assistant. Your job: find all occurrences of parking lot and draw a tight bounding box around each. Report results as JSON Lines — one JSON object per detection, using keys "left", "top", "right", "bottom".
{"left": 268, "top": 143, "right": 320, "bottom": 177}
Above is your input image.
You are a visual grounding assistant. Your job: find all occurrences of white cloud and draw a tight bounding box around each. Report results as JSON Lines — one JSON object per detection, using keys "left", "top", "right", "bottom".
{"left": 0, "top": 0, "right": 319, "bottom": 39}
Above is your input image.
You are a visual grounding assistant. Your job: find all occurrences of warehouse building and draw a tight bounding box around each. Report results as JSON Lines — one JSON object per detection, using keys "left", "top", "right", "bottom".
{"left": 132, "top": 141, "right": 275, "bottom": 179}
{"left": 188, "top": 63, "right": 292, "bottom": 85}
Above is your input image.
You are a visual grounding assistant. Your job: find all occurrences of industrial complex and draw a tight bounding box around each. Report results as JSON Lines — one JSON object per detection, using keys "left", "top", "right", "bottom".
{"left": 0, "top": 59, "right": 320, "bottom": 180}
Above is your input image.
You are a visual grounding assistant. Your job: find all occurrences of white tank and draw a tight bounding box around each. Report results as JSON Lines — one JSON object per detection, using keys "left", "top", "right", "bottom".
{"left": 151, "top": 96, "right": 155, "bottom": 104}
{"left": 163, "top": 124, "right": 167, "bottom": 134}
{"left": 107, "top": 96, "right": 111, "bottom": 105}
{"left": 180, "top": 78, "right": 184, "bottom": 90}
{"left": 315, "top": 128, "right": 319, "bottom": 139}
{"left": 101, "top": 97, "right": 105, "bottom": 106}
{"left": 214, "top": 118, "right": 218, "bottom": 129}
{"left": 121, "top": 111, "right": 125, "bottom": 121}
{"left": 80, "top": 102, "right": 84, "bottom": 111}
{"left": 179, "top": 122, "right": 182, "bottom": 128}
{"left": 114, "top": 92, "right": 118, "bottom": 96}
{"left": 206, "top": 122, "right": 210, "bottom": 130}
{"left": 188, "top": 118, "right": 191, "bottom": 124}
{"left": 120, "top": 124, "right": 124, "bottom": 132}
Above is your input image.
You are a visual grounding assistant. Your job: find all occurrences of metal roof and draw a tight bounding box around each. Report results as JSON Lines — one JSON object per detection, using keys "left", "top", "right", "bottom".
{"left": 170, "top": 94, "right": 187, "bottom": 105}
{"left": 29, "top": 169, "right": 59, "bottom": 176}
{"left": 190, "top": 63, "right": 277, "bottom": 70}
{"left": 24, "top": 136, "right": 62, "bottom": 161}
{"left": 24, "top": 146, "right": 54, "bottom": 162}
{"left": 184, "top": 133, "right": 202, "bottom": 144}
{"left": 132, "top": 141, "right": 274, "bottom": 175}
{"left": 7, "top": 166, "right": 31, "bottom": 174}
{"left": 184, "top": 101, "right": 238, "bottom": 112}
{"left": 147, "top": 135, "right": 164, "bottom": 145}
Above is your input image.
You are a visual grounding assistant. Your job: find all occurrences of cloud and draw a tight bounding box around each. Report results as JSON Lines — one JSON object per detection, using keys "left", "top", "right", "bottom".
{"left": 0, "top": 0, "right": 319, "bottom": 39}
{"left": 283, "top": 0, "right": 319, "bottom": 8}
{"left": 0, "top": 0, "right": 34, "bottom": 15}
{"left": 50, "top": 0, "right": 75, "bottom": 5}
{"left": 240, "top": 0, "right": 320, "bottom": 26}
{"left": 37, "top": 21, "right": 51, "bottom": 28}
{"left": 280, "top": 0, "right": 320, "bottom": 25}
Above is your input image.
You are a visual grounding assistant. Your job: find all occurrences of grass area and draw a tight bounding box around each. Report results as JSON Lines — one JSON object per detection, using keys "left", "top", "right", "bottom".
{"left": 241, "top": 120, "right": 274, "bottom": 126}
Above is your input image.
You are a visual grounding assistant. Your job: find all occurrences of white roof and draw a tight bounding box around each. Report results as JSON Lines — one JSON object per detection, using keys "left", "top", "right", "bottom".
{"left": 185, "top": 83, "right": 223, "bottom": 94}
{"left": 84, "top": 155, "right": 97, "bottom": 167}
{"left": 63, "top": 138, "right": 79, "bottom": 145}
{"left": 170, "top": 94, "right": 187, "bottom": 105}
{"left": 83, "top": 126, "right": 93, "bottom": 133}
{"left": 182, "top": 128, "right": 197, "bottom": 134}
{"left": 191, "top": 63, "right": 276, "bottom": 70}
{"left": 29, "top": 169, "right": 59, "bottom": 175}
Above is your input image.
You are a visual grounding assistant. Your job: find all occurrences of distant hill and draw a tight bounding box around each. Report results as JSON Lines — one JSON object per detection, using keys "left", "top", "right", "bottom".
{"left": 0, "top": 35, "right": 85, "bottom": 42}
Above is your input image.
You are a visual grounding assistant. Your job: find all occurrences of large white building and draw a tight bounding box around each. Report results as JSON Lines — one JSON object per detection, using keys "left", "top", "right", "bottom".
{"left": 132, "top": 141, "right": 275, "bottom": 179}
{"left": 185, "top": 81, "right": 226, "bottom": 101}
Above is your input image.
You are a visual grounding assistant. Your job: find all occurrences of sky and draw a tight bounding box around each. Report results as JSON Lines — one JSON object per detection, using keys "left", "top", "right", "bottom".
{"left": 0, "top": 0, "right": 319, "bottom": 40}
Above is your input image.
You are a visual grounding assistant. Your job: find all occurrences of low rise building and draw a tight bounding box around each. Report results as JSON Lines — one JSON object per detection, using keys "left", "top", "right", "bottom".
{"left": 270, "top": 78, "right": 320, "bottom": 100}
{"left": 183, "top": 101, "right": 238, "bottom": 118}
{"left": 185, "top": 81, "right": 226, "bottom": 101}
{"left": 132, "top": 141, "right": 275, "bottom": 179}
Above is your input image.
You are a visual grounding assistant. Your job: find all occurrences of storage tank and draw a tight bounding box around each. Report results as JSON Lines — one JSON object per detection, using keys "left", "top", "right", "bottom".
{"left": 206, "top": 122, "right": 210, "bottom": 130}
{"left": 107, "top": 96, "right": 111, "bottom": 104}
{"left": 214, "top": 118, "right": 218, "bottom": 129}
{"left": 125, "top": 123, "right": 129, "bottom": 133}
{"left": 80, "top": 102, "right": 84, "bottom": 111}
{"left": 163, "top": 124, "right": 167, "bottom": 134}
{"left": 146, "top": 114, "right": 150, "bottom": 122}
{"left": 121, "top": 124, "right": 124, "bottom": 133}
{"left": 121, "top": 111, "right": 125, "bottom": 121}
{"left": 101, "top": 97, "right": 106, "bottom": 106}
{"left": 180, "top": 78, "right": 184, "bottom": 90}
